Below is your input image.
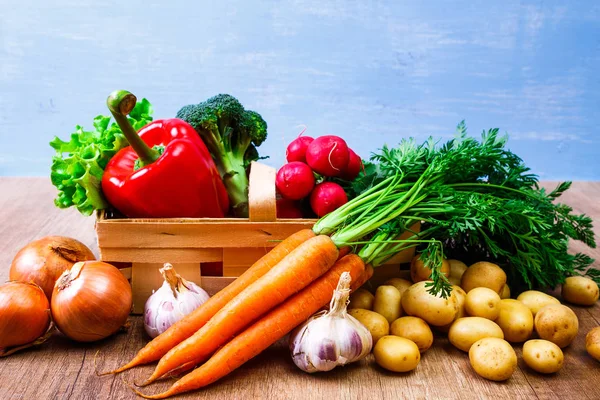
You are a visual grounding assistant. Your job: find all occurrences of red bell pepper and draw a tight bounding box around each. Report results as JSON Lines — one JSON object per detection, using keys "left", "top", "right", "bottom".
{"left": 101, "top": 90, "right": 230, "bottom": 218}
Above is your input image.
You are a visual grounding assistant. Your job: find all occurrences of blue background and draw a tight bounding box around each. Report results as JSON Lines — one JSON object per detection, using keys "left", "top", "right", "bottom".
{"left": 1, "top": 0, "right": 598, "bottom": 179}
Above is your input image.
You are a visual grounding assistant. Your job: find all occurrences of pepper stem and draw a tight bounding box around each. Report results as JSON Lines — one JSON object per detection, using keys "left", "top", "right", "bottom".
{"left": 107, "top": 90, "right": 159, "bottom": 168}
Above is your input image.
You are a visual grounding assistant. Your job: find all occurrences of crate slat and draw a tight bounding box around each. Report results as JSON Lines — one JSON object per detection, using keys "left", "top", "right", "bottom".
{"left": 222, "top": 247, "right": 270, "bottom": 277}
{"left": 96, "top": 219, "right": 315, "bottom": 249}
{"left": 100, "top": 247, "right": 223, "bottom": 263}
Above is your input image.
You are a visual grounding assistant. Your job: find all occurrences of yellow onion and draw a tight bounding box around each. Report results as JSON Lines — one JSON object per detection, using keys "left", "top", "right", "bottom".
{"left": 0, "top": 282, "right": 51, "bottom": 356}
{"left": 10, "top": 236, "right": 96, "bottom": 299}
{"left": 51, "top": 261, "right": 132, "bottom": 342}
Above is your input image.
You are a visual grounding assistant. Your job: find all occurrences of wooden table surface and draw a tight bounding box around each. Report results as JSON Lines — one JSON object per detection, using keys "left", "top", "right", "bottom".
{"left": 1, "top": 178, "right": 599, "bottom": 400}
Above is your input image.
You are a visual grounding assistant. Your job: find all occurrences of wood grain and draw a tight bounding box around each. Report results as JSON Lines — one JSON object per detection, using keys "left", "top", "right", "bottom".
{"left": 248, "top": 161, "right": 278, "bottom": 223}
{"left": 0, "top": 178, "right": 599, "bottom": 400}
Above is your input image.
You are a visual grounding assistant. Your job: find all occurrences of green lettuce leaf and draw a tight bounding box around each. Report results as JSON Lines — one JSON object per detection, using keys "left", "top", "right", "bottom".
{"left": 50, "top": 99, "right": 153, "bottom": 216}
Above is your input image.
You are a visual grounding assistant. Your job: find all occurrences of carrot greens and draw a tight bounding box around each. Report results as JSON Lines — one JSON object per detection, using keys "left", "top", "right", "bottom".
{"left": 315, "top": 122, "right": 596, "bottom": 297}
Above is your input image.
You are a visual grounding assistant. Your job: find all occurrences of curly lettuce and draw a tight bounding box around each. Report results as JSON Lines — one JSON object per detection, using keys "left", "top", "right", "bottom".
{"left": 50, "top": 99, "right": 153, "bottom": 216}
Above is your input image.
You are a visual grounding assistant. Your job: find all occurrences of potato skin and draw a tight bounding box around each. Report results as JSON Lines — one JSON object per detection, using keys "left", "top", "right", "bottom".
{"left": 461, "top": 262, "right": 506, "bottom": 294}
{"left": 586, "top": 327, "right": 600, "bottom": 361}
{"left": 348, "top": 309, "right": 389, "bottom": 344}
{"left": 469, "top": 338, "right": 517, "bottom": 381}
{"left": 500, "top": 284, "right": 511, "bottom": 299}
{"left": 401, "top": 281, "right": 458, "bottom": 326}
{"left": 390, "top": 316, "right": 433, "bottom": 352}
{"left": 495, "top": 299, "right": 534, "bottom": 343}
{"left": 562, "top": 276, "right": 599, "bottom": 306}
{"left": 348, "top": 288, "right": 375, "bottom": 310}
{"left": 437, "top": 285, "right": 467, "bottom": 333}
{"left": 448, "top": 259, "right": 468, "bottom": 281}
{"left": 516, "top": 290, "right": 560, "bottom": 317}
{"left": 373, "top": 336, "right": 421, "bottom": 372}
{"left": 383, "top": 278, "right": 412, "bottom": 298}
{"left": 410, "top": 255, "right": 450, "bottom": 283}
{"left": 449, "top": 317, "right": 504, "bottom": 352}
{"left": 534, "top": 304, "right": 579, "bottom": 348}
{"left": 373, "top": 285, "right": 403, "bottom": 323}
{"left": 522, "top": 339, "right": 564, "bottom": 374}
{"left": 465, "top": 287, "right": 501, "bottom": 320}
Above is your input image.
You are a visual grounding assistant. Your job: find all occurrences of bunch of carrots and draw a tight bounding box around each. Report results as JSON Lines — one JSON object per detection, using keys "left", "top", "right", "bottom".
{"left": 102, "top": 230, "right": 373, "bottom": 398}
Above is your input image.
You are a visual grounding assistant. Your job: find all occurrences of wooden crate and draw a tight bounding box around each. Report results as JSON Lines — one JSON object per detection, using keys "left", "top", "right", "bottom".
{"left": 96, "top": 163, "right": 417, "bottom": 313}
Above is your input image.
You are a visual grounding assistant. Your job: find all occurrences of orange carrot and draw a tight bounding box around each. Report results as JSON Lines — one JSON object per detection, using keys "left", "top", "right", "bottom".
{"left": 106, "top": 229, "right": 315, "bottom": 374}
{"left": 351, "top": 263, "right": 374, "bottom": 291}
{"left": 152, "top": 258, "right": 370, "bottom": 382}
{"left": 336, "top": 246, "right": 352, "bottom": 260}
{"left": 132, "top": 254, "right": 366, "bottom": 399}
{"left": 141, "top": 235, "right": 339, "bottom": 385}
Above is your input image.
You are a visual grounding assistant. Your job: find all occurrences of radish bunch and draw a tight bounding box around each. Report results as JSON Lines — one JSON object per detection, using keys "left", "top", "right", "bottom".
{"left": 276, "top": 134, "right": 362, "bottom": 218}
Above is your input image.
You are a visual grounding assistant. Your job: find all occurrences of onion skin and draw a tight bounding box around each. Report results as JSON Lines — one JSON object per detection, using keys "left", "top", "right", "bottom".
{"left": 51, "top": 261, "right": 132, "bottom": 342}
{"left": 10, "top": 236, "right": 96, "bottom": 300}
{"left": 0, "top": 282, "right": 51, "bottom": 351}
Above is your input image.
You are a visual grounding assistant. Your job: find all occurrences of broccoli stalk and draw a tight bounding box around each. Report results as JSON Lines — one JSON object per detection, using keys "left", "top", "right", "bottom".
{"left": 176, "top": 94, "right": 267, "bottom": 217}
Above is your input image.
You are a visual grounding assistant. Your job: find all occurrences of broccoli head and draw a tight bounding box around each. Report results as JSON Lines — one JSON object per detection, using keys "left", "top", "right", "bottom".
{"left": 176, "top": 94, "right": 268, "bottom": 217}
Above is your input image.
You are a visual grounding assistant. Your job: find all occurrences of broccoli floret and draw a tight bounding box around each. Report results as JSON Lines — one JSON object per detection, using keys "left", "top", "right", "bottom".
{"left": 176, "top": 94, "right": 268, "bottom": 217}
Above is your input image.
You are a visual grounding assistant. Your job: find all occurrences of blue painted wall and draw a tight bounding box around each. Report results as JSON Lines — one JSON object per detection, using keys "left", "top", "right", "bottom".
{"left": 1, "top": 0, "right": 598, "bottom": 179}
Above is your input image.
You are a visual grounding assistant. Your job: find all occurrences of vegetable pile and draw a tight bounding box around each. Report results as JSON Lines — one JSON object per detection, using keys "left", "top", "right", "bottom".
{"left": 346, "top": 257, "right": 598, "bottom": 379}
{"left": 176, "top": 95, "right": 268, "bottom": 217}
{"left": 50, "top": 98, "right": 153, "bottom": 216}
{"left": 50, "top": 91, "right": 268, "bottom": 219}
{"left": 30, "top": 87, "right": 600, "bottom": 396}
{"left": 0, "top": 237, "right": 133, "bottom": 355}
{"left": 316, "top": 122, "right": 597, "bottom": 294}
{"left": 276, "top": 131, "right": 362, "bottom": 218}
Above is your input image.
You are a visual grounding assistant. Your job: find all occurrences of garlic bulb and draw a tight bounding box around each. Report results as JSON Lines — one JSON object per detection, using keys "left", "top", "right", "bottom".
{"left": 144, "top": 263, "right": 209, "bottom": 338}
{"left": 289, "top": 272, "right": 373, "bottom": 373}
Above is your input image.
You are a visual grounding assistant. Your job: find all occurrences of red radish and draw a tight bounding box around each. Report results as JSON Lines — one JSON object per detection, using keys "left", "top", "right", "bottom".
{"left": 276, "top": 162, "right": 315, "bottom": 200}
{"left": 340, "top": 149, "right": 363, "bottom": 181}
{"left": 286, "top": 136, "right": 314, "bottom": 163}
{"left": 310, "top": 182, "right": 348, "bottom": 217}
{"left": 305, "top": 135, "right": 349, "bottom": 177}
{"left": 276, "top": 198, "right": 304, "bottom": 219}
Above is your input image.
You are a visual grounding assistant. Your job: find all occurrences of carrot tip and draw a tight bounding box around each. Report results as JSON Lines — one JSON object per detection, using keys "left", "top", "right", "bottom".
{"left": 122, "top": 375, "right": 163, "bottom": 399}
{"left": 133, "top": 379, "right": 149, "bottom": 388}
{"left": 93, "top": 350, "right": 113, "bottom": 377}
{"left": 94, "top": 350, "right": 136, "bottom": 376}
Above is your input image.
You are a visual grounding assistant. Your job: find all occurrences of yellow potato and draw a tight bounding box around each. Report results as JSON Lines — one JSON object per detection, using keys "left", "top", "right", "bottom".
{"left": 562, "top": 276, "right": 600, "bottom": 306}
{"left": 437, "top": 285, "right": 467, "bottom": 333}
{"left": 465, "top": 287, "right": 501, "bottom": 320}
{"left": 469, "top": 337, "right": 517, "bottom": 381}
{"left": 348, "top": 288, "right": 375, "bottom": 310}
{"left": 401, "top": 281, "right": 458, "bottom": 326}
{"left": 390, "top": 316, "right": 433, "bottom": 352}
{"left": 384, "top": 278, "right": 413, "bottom": 298}
{"left": 449, "top": 317, "right": 504, "bottom": 352}
{"left": 461, "top": 262, "right": 506, "bottom": 294}
{"left": 522, "top": 339, "right": 564, "bottom": 374}
{"left": 448, "top": 275, "right": 462, "bottom": 287}
{"left": 410, "top": 255, "right": 450, "bottom": 283}
{"left": 516, "top": 290, "right": 560, "bottom": 316}
{"left": 500, "top": 284, "right": 511, "bottom": 299}
{"left": 348, "top": 309, "right": 389, "bottom": 344}
{"left": 373, "top": 285, "right": 402, "bottom": 323}
{"left": 534, "top": 304, "right": 579, "bottom": 348}
{"left": 495, "top": 299, "right": 534, "bottom": 343}
{"left": 448, "top": 259, "right": 468, "bottom": 281}
{"left": 586, "top": 327, "right": 600, "bottom": 361}
{"left": 373, "top": 335, "right": 420, "bottom": 372}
